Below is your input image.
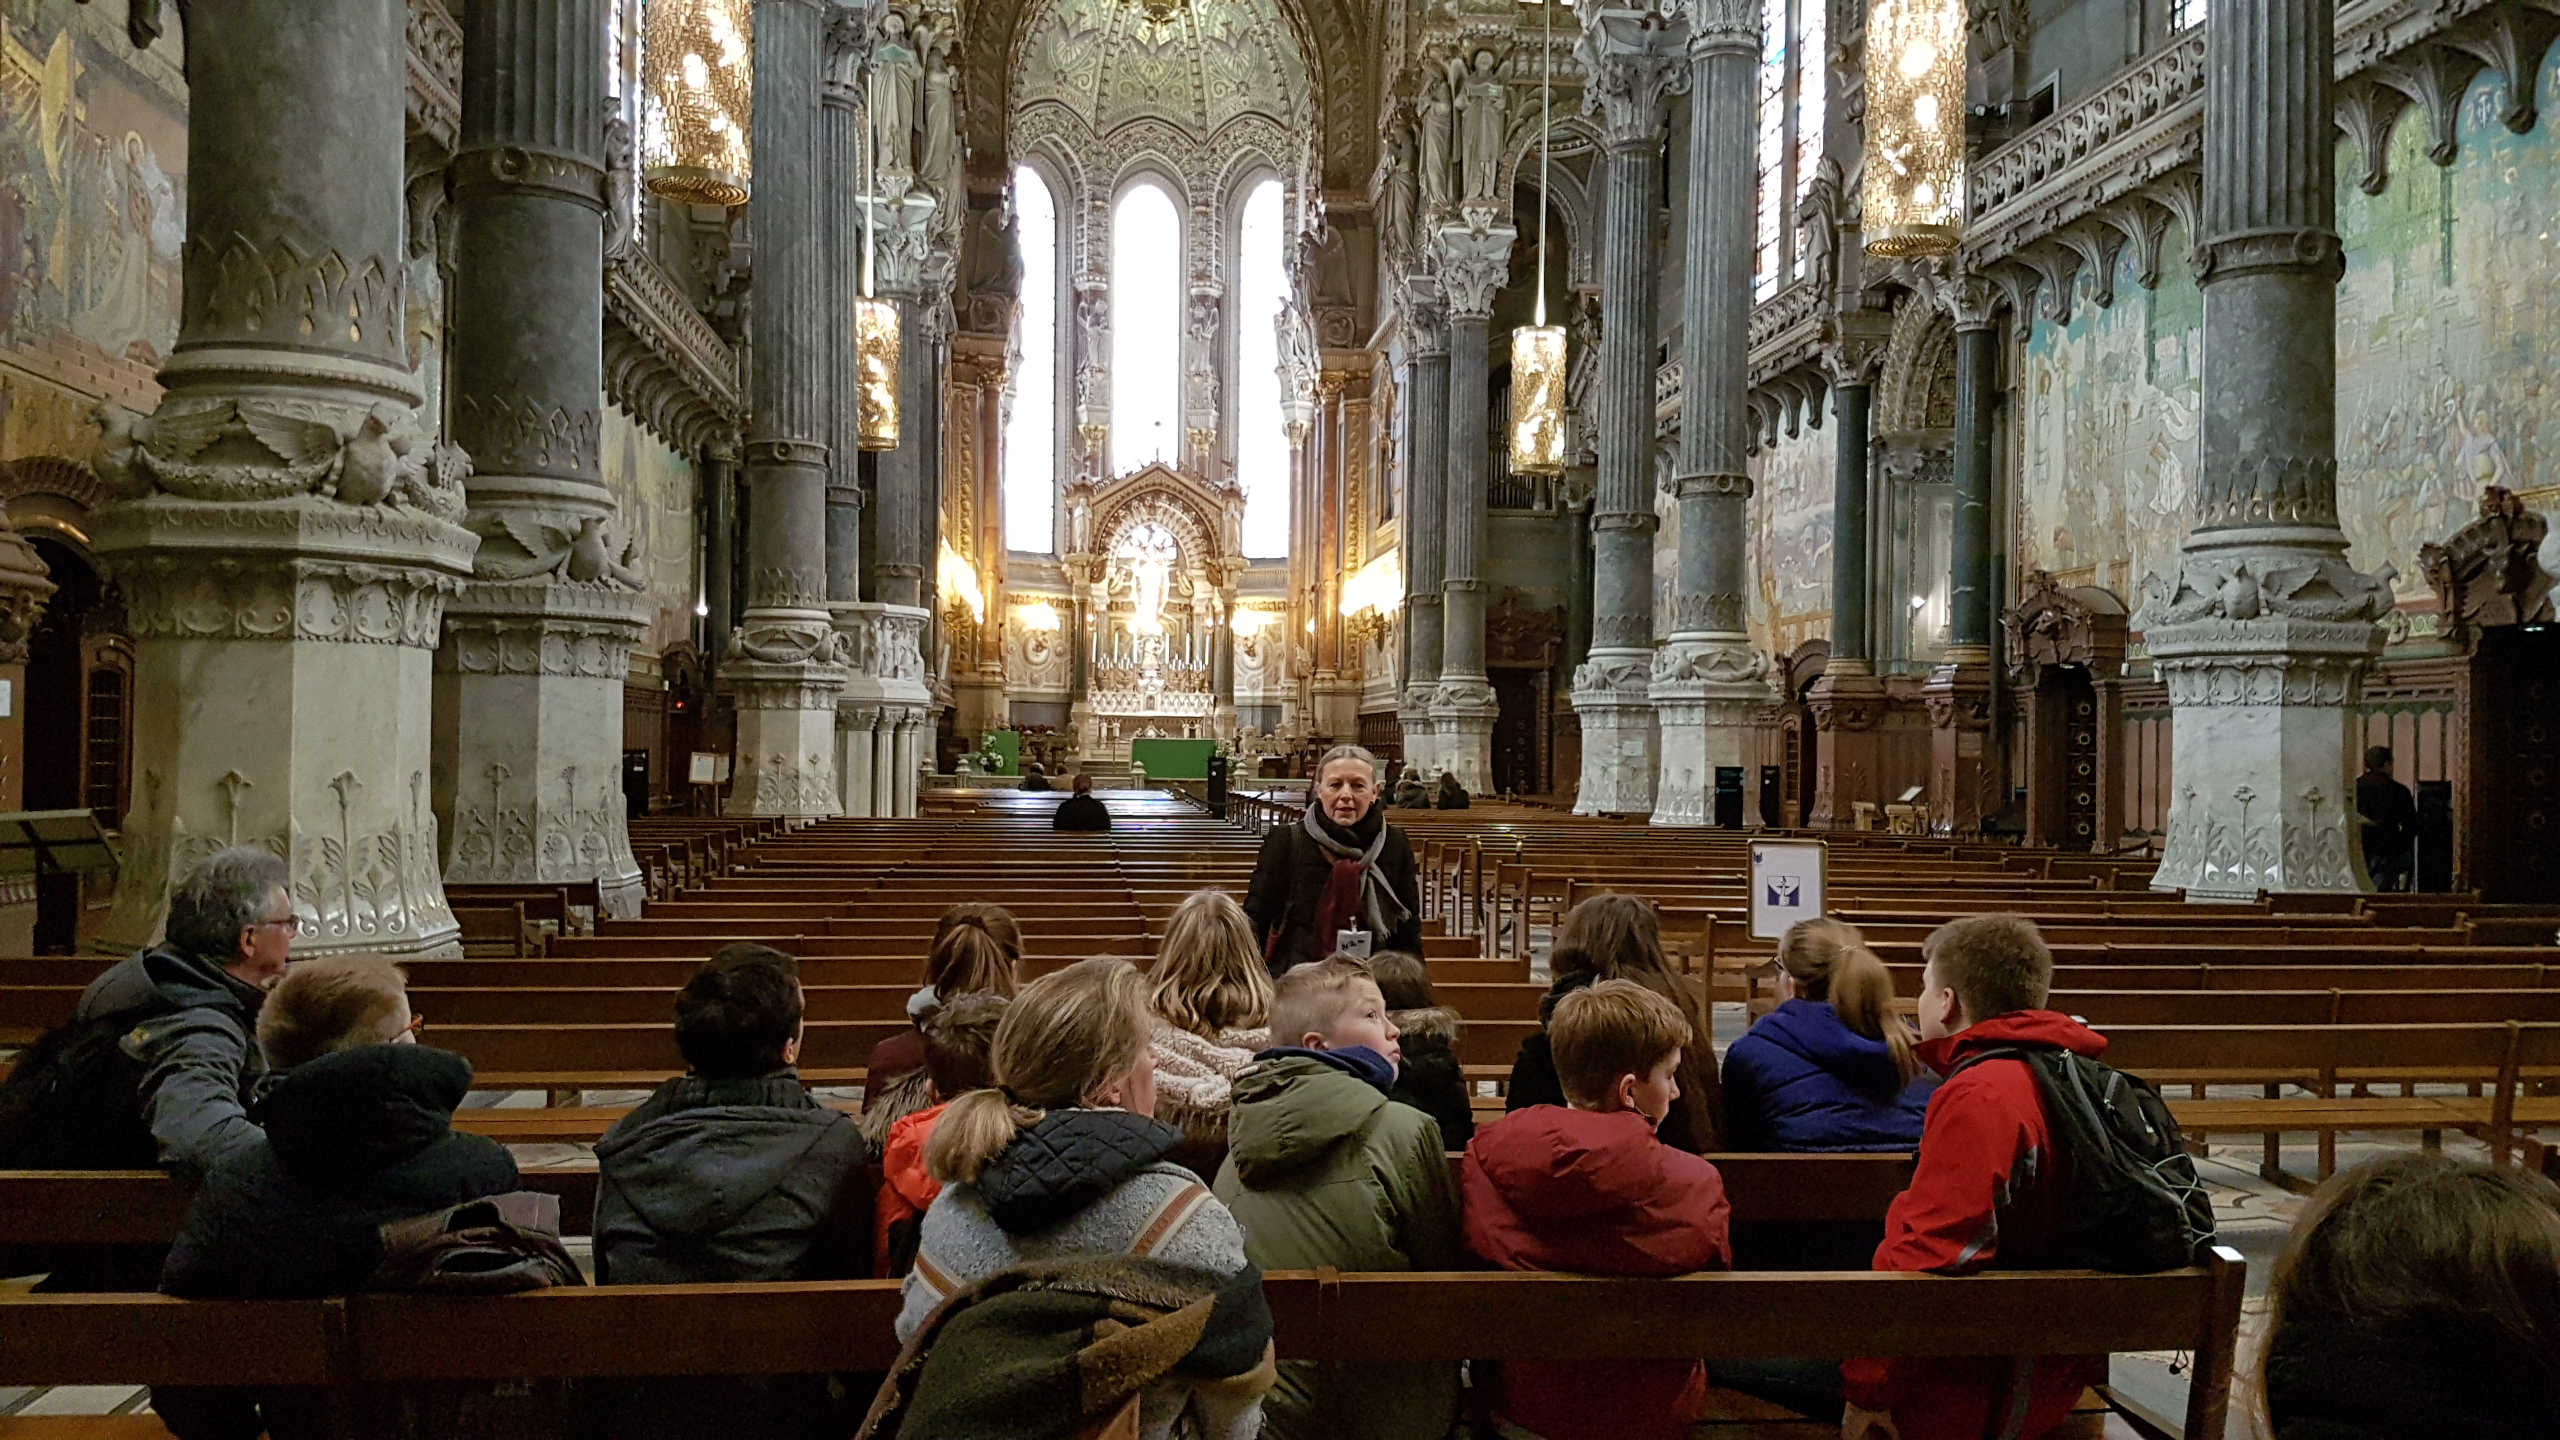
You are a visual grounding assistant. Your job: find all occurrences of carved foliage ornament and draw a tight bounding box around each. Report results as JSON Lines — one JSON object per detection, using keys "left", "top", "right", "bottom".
{"left": 2419, "top": 486, "right": 2555, "bottom": 649}
{"left": 1577, "top": 7, "right": 1692, "bottom": 150}
{"left": 2000, "top": 569, "right": 2127, "bottom": 677}
{"left": 94, "top": 396, "right": 467, "bottom": 519}
{"left": 2136, "top": 552, "right": 2396, "bottom": 630}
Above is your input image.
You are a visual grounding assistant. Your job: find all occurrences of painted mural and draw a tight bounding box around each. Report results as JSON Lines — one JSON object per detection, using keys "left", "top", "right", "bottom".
{"left": 599, "top": 405, "right": 700, "bottom": 660}
{"left": 2014, "top": 241, "right": 2204, "bottom": 604}
{"left": 1747, "top": 415, "right": 1836, "bottom": 658}
{"left": 0, "top": 1, "right": 185, "bottom": 465}
{"left": 2016, "top": 47, "right": 2560, "bottom": 613}
{"left": 2334, "top": 59, "right": 2560, "bottom": 598}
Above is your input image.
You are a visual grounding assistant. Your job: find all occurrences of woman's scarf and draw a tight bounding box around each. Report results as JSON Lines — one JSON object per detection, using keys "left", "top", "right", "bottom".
{"left": 1301, "top": 804, "right": 1411, "bottom": 945}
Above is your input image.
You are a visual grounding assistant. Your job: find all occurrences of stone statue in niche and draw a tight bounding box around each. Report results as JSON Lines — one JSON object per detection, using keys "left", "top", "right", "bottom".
{"left": 1377, "top": 116, "right": 1417, "bottom": 264}
{"left": 2422, "top": 486, "right": 2556, "bottom": 648}
{"left": 1418, "top": 70, "right": 1454, "bottom": 212}
{"left": 871, "top": 11, "right": 923, "bottom": 179}
{"left": 602, "top": 114, "right": 638, "bottom": 258}
{"left": 920, "top": 43, "right": 960, "bottom": 207}
{"left": 1449, "top": 49, "right": 1510, "bottom": 204}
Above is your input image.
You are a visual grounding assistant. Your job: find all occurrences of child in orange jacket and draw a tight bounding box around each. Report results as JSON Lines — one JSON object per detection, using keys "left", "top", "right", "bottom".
{"left": 873, "top": 992, "right": 1006, "bottom": 1276}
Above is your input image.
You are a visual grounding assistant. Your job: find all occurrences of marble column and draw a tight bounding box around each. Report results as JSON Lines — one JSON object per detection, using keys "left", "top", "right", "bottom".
{"left": 439, "top": 0, "right": 650, "bottom": 913}
{"left": 822, "top": 21, "right": 865, "bottom": 610}
{"left": 2138, "top": 0, "right": 2388, "bottom": 897}
{"left": 1922, "top": 280, "right": 2000, "bottom": 836}
{"left": 1651, "top": 0, "right": 1769, "bottom": 827}
{"left": 1806, "top": 353, "right": 1886, "bottom": 827}
{"left": 703, "top": 443, "right": 738, "bottom": 662}
{"left": 1571, "top": 5, "right": 1688, "bottom": 817}
{"left": 89, "top": 0, "right": 476, "bottom": 956}
{"left": 727, "top": 0, "right": 849, "bottom": 817}
{"left": 1398, "top": 276, "right": 1448, "bottom": 779}
{"left": 1432, "top": 214, "right": 1515, "bottom": 795}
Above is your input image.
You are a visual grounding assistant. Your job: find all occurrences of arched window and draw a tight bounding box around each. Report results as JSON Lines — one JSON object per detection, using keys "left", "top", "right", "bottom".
{"left": 1233, "top": 177, "right": 1289, "bottom": 559}
{"left": 1755, "top": 0, "right": 1826, "bottom": 299}
{"left": 1005, "top": 165, "right": 1059, "bottom": 552}
{"left": 1110, "top": 181, "right": 1183, "bottom": 474}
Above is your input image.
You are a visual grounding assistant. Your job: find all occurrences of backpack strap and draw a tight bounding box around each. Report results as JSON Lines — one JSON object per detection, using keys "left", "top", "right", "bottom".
{"left": 1127, "top": 1180, "right": 1215, "bottom": 1259}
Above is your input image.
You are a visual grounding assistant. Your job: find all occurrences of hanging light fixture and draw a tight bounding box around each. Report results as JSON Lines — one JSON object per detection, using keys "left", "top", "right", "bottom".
{"left": 641, "top": 0, "right": 753, "bottom": 206}
{"left": 855, "top": 77, "right": 902, "bottom": 451}
{"left": 1861, "top": 0, "right": 1967, "bottom": 257}
{"left": 1509, "top": 0, "right": 1567, "bottom": 477}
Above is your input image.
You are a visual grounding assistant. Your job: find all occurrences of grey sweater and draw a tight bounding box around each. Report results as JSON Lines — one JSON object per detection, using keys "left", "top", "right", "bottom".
{"left": 896, "top": 1107, "right": 1248, "bottom": 1340}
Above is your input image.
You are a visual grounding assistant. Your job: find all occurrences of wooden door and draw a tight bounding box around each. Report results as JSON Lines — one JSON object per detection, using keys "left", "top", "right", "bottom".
{"left": 2474, "top": 626, "right": 2560, "bottom": 902}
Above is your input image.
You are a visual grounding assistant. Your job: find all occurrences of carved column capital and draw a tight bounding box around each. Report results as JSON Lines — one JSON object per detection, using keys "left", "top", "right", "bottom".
{"left": 1579, "top": 6, "right": 1693, "bottom": 151}
{"left": 1687, "top": 0, "right": 1759, "bottom": 57}
{"left": 1435, "top": 215, "right": 1517, "bottom": 321}
{"left": 869, "top": 193, "right": 941, "bottom": 300}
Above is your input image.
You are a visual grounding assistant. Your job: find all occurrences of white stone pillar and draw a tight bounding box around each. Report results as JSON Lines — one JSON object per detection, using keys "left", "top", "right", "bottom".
{"left": 838, "top": 703, "right": 878, "bottom": 816}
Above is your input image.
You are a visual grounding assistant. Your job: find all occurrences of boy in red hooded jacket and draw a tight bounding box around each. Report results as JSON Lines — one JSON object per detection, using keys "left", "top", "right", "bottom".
{"left": 1841, "top": 914, "right": 2110, "bottom": 1440}
{"left": 1462, "top": 979, "right": 1731, "bottom": 1440}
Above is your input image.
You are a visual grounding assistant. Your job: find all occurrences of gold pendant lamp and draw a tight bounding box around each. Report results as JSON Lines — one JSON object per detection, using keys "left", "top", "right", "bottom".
{"left": 1861, "top": 0, "right": 1967, "bottom": 257}
{"left": 1509, "top": 0, "right": 1566, "bottom": 478}
{"left": 641, "top": 0, "right": 753, "bottom": 206}
{"left": 855, "top": 76, "right": 901, "bottom": 451}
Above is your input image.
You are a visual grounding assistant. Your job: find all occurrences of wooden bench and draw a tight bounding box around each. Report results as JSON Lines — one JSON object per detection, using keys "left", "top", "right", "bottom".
{"left": 0, "top": 1258, "right": 2248, "bottom": 1438}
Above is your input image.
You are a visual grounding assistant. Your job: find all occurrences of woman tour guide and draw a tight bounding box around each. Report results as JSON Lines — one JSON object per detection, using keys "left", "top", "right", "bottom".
{"left": 1244, "top": 744, "right": 1424, "bottom": 977}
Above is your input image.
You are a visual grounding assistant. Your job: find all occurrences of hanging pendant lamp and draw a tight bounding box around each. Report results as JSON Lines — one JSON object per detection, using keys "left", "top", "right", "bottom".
{"left": 1861, "top": 0, "right": 1967, "bottom": 257}
{"left": 641, "top": 0, "right": 753, "bottom": 206}
{"left": 1510, "top": 0, "right": 1566, "bottom": 477}
{"left": 855, "top": 80, "right": 901, "bottom": 451}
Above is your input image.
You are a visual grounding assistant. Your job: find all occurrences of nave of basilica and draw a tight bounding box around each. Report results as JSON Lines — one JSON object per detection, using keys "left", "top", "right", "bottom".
{"left": 0, "top": 0, "right": 2558, "bottom": 942}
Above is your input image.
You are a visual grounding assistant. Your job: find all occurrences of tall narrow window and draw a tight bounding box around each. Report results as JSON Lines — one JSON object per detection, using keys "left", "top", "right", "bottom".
{"left": 2171, "top": 0, "right": 2204, "bottom": 29}
{"left": 1233, "top": 178, "right": 1289, "bottom": 559}
{"left": 1754, "top": 0, "right": 1827, "bottom": 297}
{"left": 1006, "top": 166, "right": 1059, "bottom": 552}
{"left": 1110, "top": 182, "right": 1183, "bottom": 475}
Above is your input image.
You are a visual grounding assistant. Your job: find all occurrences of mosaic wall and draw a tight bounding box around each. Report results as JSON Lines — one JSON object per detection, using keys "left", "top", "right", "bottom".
{"left": 0, "top": 2, "right": 185, "bottom": 466}
{"left": 2014, "top": 49, "right": 2560, "bottom": 608}
{"left": 1745, "top": 415, "right": 1837, "bottom": 658}
{"left": 599, "top": 405, "right": 700, "bottom": 662}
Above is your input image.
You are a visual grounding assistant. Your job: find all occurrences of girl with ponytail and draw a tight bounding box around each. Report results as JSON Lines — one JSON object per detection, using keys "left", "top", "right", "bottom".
{"left": 862, "top": 904, "right": 1025, "bottom": 1145}
{"left": 898, "top": 959, "right": 1270, "bottom": 1436}
{"left": 1719, "top": 916, "right": 1936, "bottom": 1153}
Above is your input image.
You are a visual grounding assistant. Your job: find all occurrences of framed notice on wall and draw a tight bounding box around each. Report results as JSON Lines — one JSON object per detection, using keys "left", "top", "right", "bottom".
{"left": 1749, "top": 839, "right": 1828, "bottom": 940}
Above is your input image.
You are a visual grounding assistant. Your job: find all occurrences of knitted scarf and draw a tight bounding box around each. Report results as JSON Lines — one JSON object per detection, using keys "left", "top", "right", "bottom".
{"left": 1300, "top": 805, "right": 1410, "bottom": 946}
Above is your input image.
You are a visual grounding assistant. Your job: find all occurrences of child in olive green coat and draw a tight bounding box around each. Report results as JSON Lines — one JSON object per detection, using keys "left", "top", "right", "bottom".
{"left": 1211, "top": 956, "right": 1462, "bottom": 1440}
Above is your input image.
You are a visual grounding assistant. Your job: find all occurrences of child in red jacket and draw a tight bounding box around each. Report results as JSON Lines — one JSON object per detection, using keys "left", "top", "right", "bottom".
{"left": 1842, "top": 914, "right": 2111, "bottom": 1440}
{"left": 1463, "top": 979, "right": 1731, "bottom": 1440}
{"left": 873, "top": 992, "right": 1006, "bottom": 1276}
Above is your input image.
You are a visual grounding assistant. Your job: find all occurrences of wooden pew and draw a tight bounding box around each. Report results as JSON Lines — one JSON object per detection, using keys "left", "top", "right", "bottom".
{"left": 0, "top": 1260, "right": 2249, "bottom": 1439}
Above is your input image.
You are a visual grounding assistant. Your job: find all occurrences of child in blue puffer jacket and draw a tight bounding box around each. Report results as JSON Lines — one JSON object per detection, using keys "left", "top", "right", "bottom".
{"left": 1721, "top": 917, "right": 1935, "bottom": 1152}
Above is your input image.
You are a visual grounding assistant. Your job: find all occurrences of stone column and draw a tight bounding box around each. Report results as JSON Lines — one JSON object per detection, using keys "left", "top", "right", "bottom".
{"left": 1651, "top": 0, "right": 1768, "bottom": 827}
{"left": 1806, "top": 351, "right": 1886, "bottom": 827}
{"left": 1398, "top": 276, "right": 1448, "bottom": 779}
{"left": 1433, "top": 216, "right": 1513, "bottom": 794}
{"left": 1921, "top": 280, "right": 2000, "bottom": 836}
{"left": 727, "top": 0, "right": 849, "bottom": 817}
{"left": 1571, "top": 5, "right": 1688, "bottom": 817}
{"left": 90, "top": 0, "right": 478, "bottom": 955}
{"left": 2138, "top": 0, "right": 2387, "bottom": 896}
{"left": 438, "top": 0, "right": 650, "bottom": 914}
{"left": 822, "top": 19, "right": 865, "bottom": 610}
{"left": 703, "top": 444, "right": 738, "bottom": 661}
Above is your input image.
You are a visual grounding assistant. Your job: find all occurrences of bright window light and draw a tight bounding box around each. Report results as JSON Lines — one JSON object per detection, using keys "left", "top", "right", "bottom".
{"left": 1005, "top": 166, "right": 1059, "bottom": 552}
{"left": 1234, "top": 177, "right": 1290, "bottom": 559}
{"left": 1111, "top": 182, "right": 1183, "bottom": 475}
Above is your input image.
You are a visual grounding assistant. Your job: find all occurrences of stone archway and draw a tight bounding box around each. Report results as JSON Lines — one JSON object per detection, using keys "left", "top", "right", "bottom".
{"left": 1059, "top": 463, "right": 1248, "bottom": 757}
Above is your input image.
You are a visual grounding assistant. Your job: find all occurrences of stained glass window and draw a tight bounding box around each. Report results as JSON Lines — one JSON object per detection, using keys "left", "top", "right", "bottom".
{"left": 1753, "top": 0, "right": 1829, "bottom": 298}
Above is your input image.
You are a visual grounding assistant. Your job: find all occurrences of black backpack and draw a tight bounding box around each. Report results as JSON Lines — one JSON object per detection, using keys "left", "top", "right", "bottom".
{"left": 0, "top": 1010, "right": 162, "bottom": 1169}
{"left": 1959, "top": 1045, "right": 2217, "bottom": 1273}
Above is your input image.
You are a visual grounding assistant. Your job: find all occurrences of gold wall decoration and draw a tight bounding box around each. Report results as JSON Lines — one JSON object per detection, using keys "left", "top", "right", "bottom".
{"left": 1861, "top": 0, "right": 1966, "bottom": 257}
{"left": 642, "top": 0, "right": 753, "bottom": 206}
{"left": 1509, "top": 324, "right": 1567, "bottom": 475}
{"left": 856, "top": 295, "right": 901, "bottom": 449}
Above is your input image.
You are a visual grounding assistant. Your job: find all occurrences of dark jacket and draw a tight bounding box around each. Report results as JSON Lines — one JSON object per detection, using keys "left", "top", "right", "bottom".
{"left": 1243, "top": 809, "right": 1422, "bottom": 976}
{"left": 160, "top": 1043, "right": 517, "bottom": 1300}
{"left": 1505, "top": 972, "right": 1723, "bottom": 1154}
{"left": 1462, "top": 1105, "right": 1731, "bottom": 1440}
{"left": 1019, "top": 773, "right": 1054, "bottom": 792}
{"left": 2357, "top": 771, "right": 2418, "bottom": 861}
{"left": 1051, "top": 794, "right": 1112, "bottom": 832}
{"left": 1385, "top": 1005, "right": 1474, "bottom": 1150}
{"left": 75, "top": 943, "right": 271, "bottom": 1177}
{"left": 1841, "top": 1010, "right": 2112, "bottom": 1440}
{"left": 2264, "top": 1315, "right": 2560, "bottom": 1440}
{"left": 593, "top": 1071, "right": 868, "bottom": 1285}
{"left": 1721, "top": 999, "right": 1935, "bottom": 1153}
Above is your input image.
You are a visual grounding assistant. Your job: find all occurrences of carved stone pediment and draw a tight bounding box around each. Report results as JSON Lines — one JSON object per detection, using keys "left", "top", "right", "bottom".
{"left": 1061, "top": 462, "right": 1248, "bottom": 588}
{"left": 2420, "top": 485, "right": 2557, "bottom": 651}
{"left": 2002, "top": 570, "right": 2129, "bottom": 677}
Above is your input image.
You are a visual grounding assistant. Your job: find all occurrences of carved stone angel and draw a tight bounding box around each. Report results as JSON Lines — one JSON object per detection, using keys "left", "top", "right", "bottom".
{"left": 1450, "top": 50, "right": 1510, "bottom": 204}
{"left": 1418, "top": 71, "right": 1455, "bottom": 212}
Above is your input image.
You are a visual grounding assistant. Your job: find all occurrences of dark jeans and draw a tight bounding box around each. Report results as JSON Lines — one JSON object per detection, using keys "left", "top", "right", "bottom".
{"left": 1704, "top": 1358, "right": 1846, "bottom": 1422}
